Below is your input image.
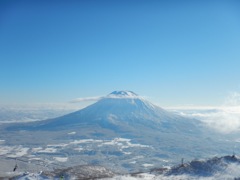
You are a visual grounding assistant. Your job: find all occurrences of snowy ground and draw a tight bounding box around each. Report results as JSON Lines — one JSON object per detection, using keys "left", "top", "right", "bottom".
{"left": 0, "top": 136, "right": 161, "bottom": 175}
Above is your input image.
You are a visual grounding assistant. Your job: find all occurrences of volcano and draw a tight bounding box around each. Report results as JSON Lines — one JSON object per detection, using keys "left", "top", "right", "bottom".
{"left": 8, "top": 91, "right": 202, "bottom": 138}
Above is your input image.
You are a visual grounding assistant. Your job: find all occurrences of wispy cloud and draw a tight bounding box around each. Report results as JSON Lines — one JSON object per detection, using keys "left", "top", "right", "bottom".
{"left": 70, "top": 96, "right": 103, "bottom": 103}
{"left": 70, "top": 94, "right": 145, "bottom": 103}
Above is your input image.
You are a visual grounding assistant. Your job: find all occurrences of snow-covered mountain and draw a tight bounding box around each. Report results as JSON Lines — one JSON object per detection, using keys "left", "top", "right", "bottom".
{"left": 9, "top": 91, "right": 201, "bottom": 136}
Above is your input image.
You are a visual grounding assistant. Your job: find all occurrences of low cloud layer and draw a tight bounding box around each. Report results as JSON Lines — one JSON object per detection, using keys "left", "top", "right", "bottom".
{"left": 175, "top": 107, "right": 240, "bottom": 133}
{"left": 172, "top": 92, "right": 240, "bottom": 133}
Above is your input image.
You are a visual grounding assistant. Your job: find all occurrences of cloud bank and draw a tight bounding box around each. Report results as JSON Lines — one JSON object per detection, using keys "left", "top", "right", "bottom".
{"left": 172, "top": 92, "right": 240, "bottom": 133}
{"left": 176, "top": 107, "right": 240, "bottom": 133}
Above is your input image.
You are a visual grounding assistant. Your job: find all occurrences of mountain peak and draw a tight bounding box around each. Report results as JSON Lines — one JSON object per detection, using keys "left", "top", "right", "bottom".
{"left": 107, "top": 91, "right": 139, "bottom": 99}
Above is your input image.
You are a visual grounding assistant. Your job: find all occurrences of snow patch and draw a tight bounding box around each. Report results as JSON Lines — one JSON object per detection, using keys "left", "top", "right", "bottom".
{"left": 37, "top": 148, "right": 57, "bottom": 153}
{"left": 74, "top": 147, "right": 84, "bottom": 151}
{"left": 7, "top": 147, "right": 29, "bottom": 158}
{"left": 0, "top": 146, "right": 14, "bottom": 155}
{"left": 99, "top": 138, "right": 151, "bottom": 150}
{"left": 68, "top": 132, "right": 76, "bottom": 135}
{"left": 47, "top": 143, "right": 68, "bottom": 147}
{"left": 142, "top": 163, "right": 154, "bottom": 167}
{"left": 70, "top": 139, "right": 103, "bottom": 144}
{"left": 29, "top": 157, "right": 42, "bottom": 161}
{"left": 31, "top": 147, "right": 43, "bottom": 152}
{"left": 53, "top": 157, "right": 68, "bottom": 162}
{"left": 105, "top": 173, "right": 155, "bottom": 180}
{"left": 123, "top": 151, "right": 132, "bottom": 155}
{"left": 107, "top": 91, "right": 139, "bottom": 99}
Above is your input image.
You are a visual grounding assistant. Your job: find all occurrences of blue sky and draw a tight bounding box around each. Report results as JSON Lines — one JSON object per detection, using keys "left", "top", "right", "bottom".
{"left": 1, "top": 0, "right": 240, "bottom": 107}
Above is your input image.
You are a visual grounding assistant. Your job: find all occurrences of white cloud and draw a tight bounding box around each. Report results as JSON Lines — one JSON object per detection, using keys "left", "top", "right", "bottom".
{"left": 171, "top": 91, "right": 240, "bottom": 133}
{"left": 172, "top": 107, "right": 240, "bottom": 133}
{"left": 201, "top": 108, "right": 240, "bottom": 133}
{"left": 70, "top": 95, "right": 145, "bottom": 103}
{"left": 70, "top": 96, "right": 103, "bottom": 103}
{"left": 172, "top": 106, "right": 240, "bottom": 133}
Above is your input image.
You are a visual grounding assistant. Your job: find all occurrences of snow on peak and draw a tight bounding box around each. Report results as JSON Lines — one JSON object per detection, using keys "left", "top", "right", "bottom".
{"left": 107, "top": 91, "right": 139, "bottom": 99}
